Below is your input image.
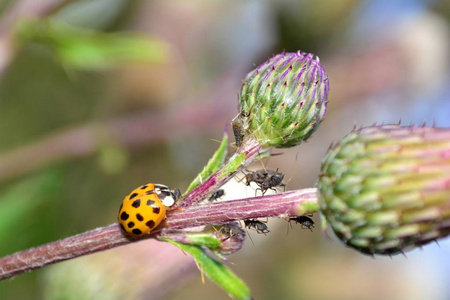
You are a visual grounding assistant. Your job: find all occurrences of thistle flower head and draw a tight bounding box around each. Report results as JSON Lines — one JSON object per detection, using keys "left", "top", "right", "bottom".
{"left": 318, "top": 125, "right": 450, "bottom": 255}
{"left": 237, "top": 51, "right": 329, "bottom": 148}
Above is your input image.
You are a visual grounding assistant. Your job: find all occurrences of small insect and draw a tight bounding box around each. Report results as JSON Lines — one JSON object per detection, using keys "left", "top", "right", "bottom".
{"left": 212, "top": 222, "right": 242, "bottom": 240}
{"left": 289, "top": 215, "right": 315, "bottom": 232}
{"left": 244, "top": 168, "right": 285, "bottom": 196}
{"left": 244, "top": 219, "right": 270, "bottom": 235}
{"left": 118, "top": 183, "right": 179, "bottom": 237}
{"left": 231, "top": 119, "right": 244, "bottom": 147}
{"left": 209, "top": 189, "right": 225, "bottom": 202}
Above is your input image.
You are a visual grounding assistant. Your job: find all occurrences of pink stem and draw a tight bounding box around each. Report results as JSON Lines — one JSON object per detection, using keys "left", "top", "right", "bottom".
{"left": 0, "top": 188, "right": 317, "bottom": 281}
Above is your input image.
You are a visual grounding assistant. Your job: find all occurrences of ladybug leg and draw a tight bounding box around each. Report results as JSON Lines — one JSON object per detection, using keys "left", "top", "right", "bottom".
{"left": 169, "top": 206, "right": 184, "bottom": 212}
{"left": 160, "top": 218, "right": 168, "bottom": 229}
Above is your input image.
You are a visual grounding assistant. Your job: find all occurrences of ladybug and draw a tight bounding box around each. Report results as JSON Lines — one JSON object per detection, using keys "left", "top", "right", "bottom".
{"left": 118, "top": 183, "right": 179, "bottom": 237}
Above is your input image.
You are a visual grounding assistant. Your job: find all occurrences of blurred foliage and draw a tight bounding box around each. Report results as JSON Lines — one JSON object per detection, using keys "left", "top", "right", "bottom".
{"left": 432, "top": 0, "right": 450, "bottom": 21}
{"left": 0, "top": 47, "right": 103, "bottom": 150}
{"left": 0, "top": 171, "right": 63, "bottom": 299}
{"left": 0, "top": 171, "right": 63, "bottom": 256}
{"left": 16, "top": 20, "right": 170, "bottom": 70}
{"left": 43, "top": 255, "right": 137, "bottom": 300}
{"left": 274, "top": 0, "right": 359, "bottom": 52}
{"left": 97, "top": 140, "right": 129, "bottom": 175}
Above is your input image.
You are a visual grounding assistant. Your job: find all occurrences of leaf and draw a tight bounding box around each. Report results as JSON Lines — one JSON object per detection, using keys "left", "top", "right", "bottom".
{"left": 185, "top": 132, "right": 228, "bottom": 194}
{"left": 16, "top": 20, "right": 169, "bottom": 70}
{"left": 185, "top": 234, "right": 222, "bottom": 248}
{"left": 164, "top": 239, "right": 251, "bottom": 300}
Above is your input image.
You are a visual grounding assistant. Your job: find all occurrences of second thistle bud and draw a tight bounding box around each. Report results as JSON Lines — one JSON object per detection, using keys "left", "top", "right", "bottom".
{"left": 237, "top": 51, "right": 329, "bottom": 148}
{"left": 318, "top": 125, "right": 450, "bottom": 255}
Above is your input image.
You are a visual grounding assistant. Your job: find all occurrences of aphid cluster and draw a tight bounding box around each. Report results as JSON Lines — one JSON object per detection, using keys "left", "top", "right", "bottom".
{"left": 118, "top": 183, "right": 180, "bottom": 237}
{"left": 244, "top": 168, "right": 285, "bottom": 195}
{"left": 243, "top": 215, "right": 315, "bottom": 236}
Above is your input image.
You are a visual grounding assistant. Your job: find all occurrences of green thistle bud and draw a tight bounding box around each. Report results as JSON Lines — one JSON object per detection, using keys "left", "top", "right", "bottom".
{"left": 318, "top": 124, "right": 450, "bottom": 255}
{"left": 238, "top": 51, "right": 329, "bottom": 148}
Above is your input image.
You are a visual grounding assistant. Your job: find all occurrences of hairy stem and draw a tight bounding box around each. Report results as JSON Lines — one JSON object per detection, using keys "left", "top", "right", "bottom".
{"left": 0, "top": 188, "right": 317, "bottom": 281}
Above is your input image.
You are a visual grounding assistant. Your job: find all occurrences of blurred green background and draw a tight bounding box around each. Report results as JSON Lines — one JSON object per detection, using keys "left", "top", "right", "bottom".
{"left": 1, "top": 0, "right": 450, "bottom": 299}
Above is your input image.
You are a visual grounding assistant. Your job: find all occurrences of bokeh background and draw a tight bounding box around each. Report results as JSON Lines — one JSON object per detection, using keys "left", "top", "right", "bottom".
{"left": 0, "top": 0, "right": 450, "bottom": 299}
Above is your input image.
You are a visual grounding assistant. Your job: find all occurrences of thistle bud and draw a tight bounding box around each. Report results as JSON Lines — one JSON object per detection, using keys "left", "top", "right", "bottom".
{"left": 206, "top": 222, "right": 246, "bottom": 255}
{"left": 238, "top": 51, "right": 329, "bottom": 148}
{"left": 318, "top": 125, "right": 450, "bottom": 255}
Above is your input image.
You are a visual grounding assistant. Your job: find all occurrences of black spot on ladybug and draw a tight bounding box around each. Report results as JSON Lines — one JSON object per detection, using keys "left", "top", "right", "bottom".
{"left": 132, "top": 229, "right": 142, "bottom": 235}
{"left": 136, "top": 213, "right": 144, "bottom": 221}
{"left": 120, "top": 211, "right": 129, "bottom": 221}
{"left": 127, "top": 222, "right": 135, "bottom": 228}
{"left": 129, "top": 193, "right": 138, "bottom": 200}
{"left": 140, "top": 185, "right": 148, "bottom": 190}
{"left": 146, "top": 190, "right": 155, "bottom": 195}
{"left": 131, "top": 199, "right": 141, "bottom": 208}
{"left": 152, "top": 206, "right": 160, "bottom": 214}
{"left": 146, "top": 199, "right": 155, "bottom": 206}
{"left": 119, "top": 224, "right": 126, "bottom": 232}
{"left": 146, "top": 220, "right": 155, "bottom": 228}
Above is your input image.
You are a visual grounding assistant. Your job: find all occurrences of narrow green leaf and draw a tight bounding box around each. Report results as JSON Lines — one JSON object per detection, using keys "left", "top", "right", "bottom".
{"left": 219, "top": 153, "right": 245, "bottom": 179}
{"left": 159, "top": 233, "right": 222, "bottom": 248}
{"left": 185, "top": 133, "right": 228, "bottom": 194}
{"left": 164, "top": 239, "right": 251, "bottom": 300}
{"left": 185, "top": 235, "right": 222, "bottom": 248}
{"left": 16, "top": 20, "right": 169, "bottom": 70}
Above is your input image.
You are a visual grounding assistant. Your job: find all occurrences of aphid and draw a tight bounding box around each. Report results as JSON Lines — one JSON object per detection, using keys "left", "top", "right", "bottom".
{"left": 209, "top": 189, "right": 225, "bottom": 202}
{"left": 212, "top": 222, "right": 242, "bottom": 240}
{"left": 289, "top": 215, "right": 315, "bottom": 232}
{"left": 244, "top": 168, "right": 285, "bottom": 196}
{"left": 244, "top": 219, "right": 270, "bottom": 235}
{"left": 118, "top": 183, "right": 179, "bottom": 237}
{"left": 231, "top": 120, "right": 244, "bottom": 147}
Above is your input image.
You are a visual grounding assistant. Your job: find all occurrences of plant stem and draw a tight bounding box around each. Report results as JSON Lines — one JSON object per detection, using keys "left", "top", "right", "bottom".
{"left": 179, "top": 137, "right": 264, "bottom": 207}
{"left": 0, "top": 188, "right": 317, "bottom": 281}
